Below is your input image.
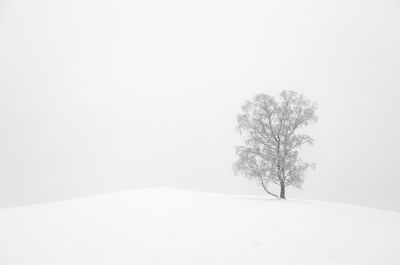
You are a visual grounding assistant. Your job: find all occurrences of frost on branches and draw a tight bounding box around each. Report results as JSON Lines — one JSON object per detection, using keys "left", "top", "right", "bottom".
{"left": 234, "top": 91, "right": 318, "bottom": 199}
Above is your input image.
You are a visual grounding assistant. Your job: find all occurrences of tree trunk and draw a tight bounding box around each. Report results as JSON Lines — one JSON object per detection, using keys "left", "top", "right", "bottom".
{"left": 280, "top": 184, "right": 286, "bottom": 199}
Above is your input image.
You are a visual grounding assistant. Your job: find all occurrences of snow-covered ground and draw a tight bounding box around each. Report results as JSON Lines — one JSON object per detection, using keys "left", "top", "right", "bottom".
{"left": 0, "top": 188, "right": 399, "bottom": 265}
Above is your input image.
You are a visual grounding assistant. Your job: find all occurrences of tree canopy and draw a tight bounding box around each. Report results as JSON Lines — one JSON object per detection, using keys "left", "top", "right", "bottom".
{"left": 234, "top": 90, "right": 318, "bottom": 199}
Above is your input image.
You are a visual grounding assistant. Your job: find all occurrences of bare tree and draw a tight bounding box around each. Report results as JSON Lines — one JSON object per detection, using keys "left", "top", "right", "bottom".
{"left": 233, "top": 91, "right": 318, "bottom": 199}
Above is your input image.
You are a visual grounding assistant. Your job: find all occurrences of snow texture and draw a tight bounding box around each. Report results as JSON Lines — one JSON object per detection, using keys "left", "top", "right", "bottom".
{"left": 0, "top": 188, "right": 399, "bottom": 265}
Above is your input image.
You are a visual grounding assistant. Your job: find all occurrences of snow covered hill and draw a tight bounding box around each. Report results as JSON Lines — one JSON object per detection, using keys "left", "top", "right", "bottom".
{"left": 0, "top": 188, "right": 399, "bottom": 265}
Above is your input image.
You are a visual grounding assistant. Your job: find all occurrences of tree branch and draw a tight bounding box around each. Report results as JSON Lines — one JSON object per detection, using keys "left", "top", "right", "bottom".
{"left": 261, "top": 179, "right": 279, "bottom": 198}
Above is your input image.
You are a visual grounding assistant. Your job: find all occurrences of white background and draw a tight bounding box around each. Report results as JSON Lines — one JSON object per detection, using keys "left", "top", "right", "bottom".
{"left": 1, "top": 0, "right": 399, "bottom": 211}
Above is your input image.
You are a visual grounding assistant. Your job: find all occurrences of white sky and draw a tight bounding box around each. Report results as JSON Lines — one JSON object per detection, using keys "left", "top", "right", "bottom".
{"left": 1, "top": 0, "right": 399, "bottom": 211}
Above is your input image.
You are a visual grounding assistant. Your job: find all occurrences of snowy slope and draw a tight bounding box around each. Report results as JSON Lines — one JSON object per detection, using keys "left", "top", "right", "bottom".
{"left": 0, "top": 188, "right": 399, "bottom": 265}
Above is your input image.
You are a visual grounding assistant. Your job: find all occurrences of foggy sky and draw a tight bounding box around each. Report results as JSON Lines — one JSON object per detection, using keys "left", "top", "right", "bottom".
{"left": 1, "top": 0, "right": 400, "bottom": 211}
